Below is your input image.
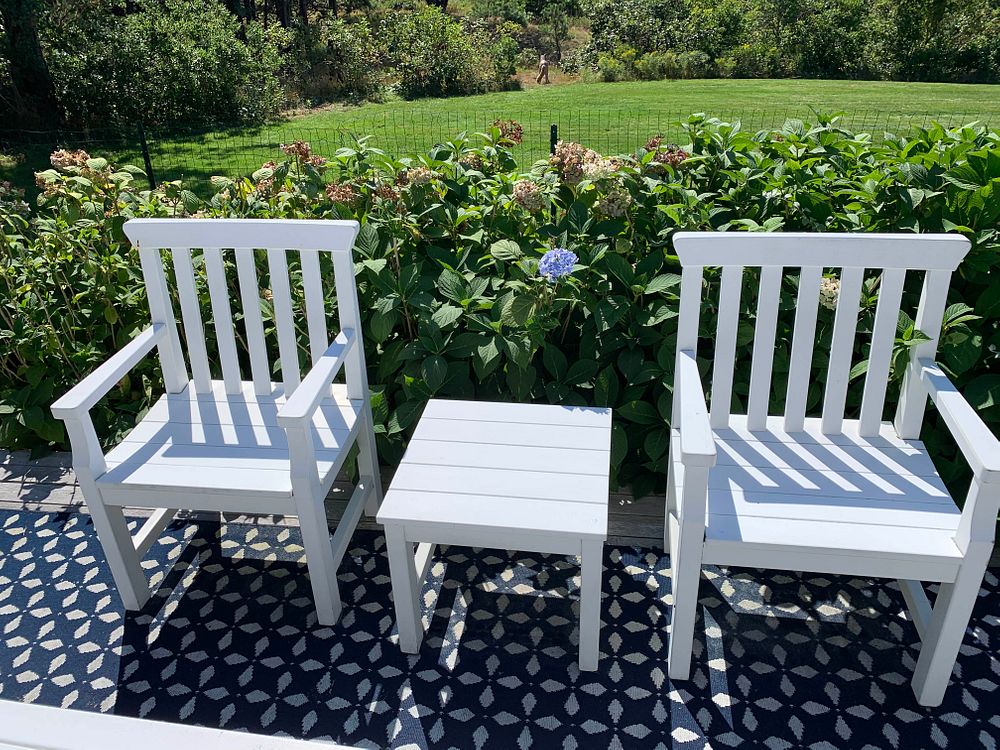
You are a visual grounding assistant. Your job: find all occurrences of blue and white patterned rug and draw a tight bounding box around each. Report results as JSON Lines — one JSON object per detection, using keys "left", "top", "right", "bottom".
{"left": 1, "top": 509, "right": 998, "bottom": 748}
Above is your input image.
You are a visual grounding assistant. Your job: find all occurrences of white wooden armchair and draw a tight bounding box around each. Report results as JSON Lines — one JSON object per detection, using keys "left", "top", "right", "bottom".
{"left": 51, "top": 219, "right": 382, "bottom": 626}
{"left": 666, "top": 232, "right": 997, "bottom": 706}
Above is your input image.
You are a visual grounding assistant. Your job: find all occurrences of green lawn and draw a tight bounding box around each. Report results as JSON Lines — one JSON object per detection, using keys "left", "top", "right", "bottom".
{"left": 4, "top": 78, "right": 998, "bottom": 195}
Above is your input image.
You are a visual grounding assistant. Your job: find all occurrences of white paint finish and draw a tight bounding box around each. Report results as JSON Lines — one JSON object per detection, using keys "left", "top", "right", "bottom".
{"left": 53, "top": 218, "right": 378, "bottom": 627}
{"left": 783, "top": 266, "right": 822, "bottom": 432}
{"left": 920, "top": 360, "right": 1000, "bottom": 484}
{"left": 667, "top": 230, "right": 986, "bottom": 705}
{"left": 709, "top": 265, "right": 742, "bottom": 428}
{"left": 171, "top": 248, "right": 213, "bottom": 393}
{"left": 820, "top": 266, "right": 864, "bottom": 434}
{"left": 137, "top": 247, "right": 188, "bottom": 393}
{"left": 676, "top": 351, "right": 716, "bottom": 468}
{"left": 672, "top": 232, "right": 969, "bottom": 271}
{"left": 51, "top": 326, "right": 165, "bottom": 418}
{"left": 203, "top": 247, "right": 243, "bottom": 395}
{"left": 234, "top": 248, "right": 271, "bottom": 396}
{"left": 747, "top": 266, "right": 783, "bottom": 430}
{"left": 0, "top": 700, "right": 360, "bottom": 750}
{"left": 859, "top": 269, "right": 906, "bottom": 436}
{"left": 412, "top": 417, "right": 609, "bottom": 451}
{"left": 378, "top": 399, "right": 611, "bottom": 669}
{"left": 277, "top": 332, "right": 356, "bottom": 425}
{"left": 895, "top": 269, "right": 953, "bottom": 438}
{"left": 299, "top": 250, "right": 328, "bottom": 366}
{"left": 267, "top": 247, "right": 301, "bottom": 393}
{"left": 420, "top": 398, "right": 612, "bottom": 428}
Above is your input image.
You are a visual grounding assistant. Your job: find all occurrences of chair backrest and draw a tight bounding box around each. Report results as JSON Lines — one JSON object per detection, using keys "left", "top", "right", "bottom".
{"left": 672, "top": 232, "right": 970, "bottom": 438}
{"left": 123, "top": 218, "right": 365, "bottom": 400}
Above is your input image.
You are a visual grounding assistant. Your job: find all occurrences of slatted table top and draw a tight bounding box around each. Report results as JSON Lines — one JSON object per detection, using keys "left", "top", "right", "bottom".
{"left": 377, "top": 399, "right": 613, "bottom": 538}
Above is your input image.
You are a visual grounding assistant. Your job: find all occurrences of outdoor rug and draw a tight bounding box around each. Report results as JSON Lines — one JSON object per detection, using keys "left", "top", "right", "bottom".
{"left": 0, "top": 509, "right": 998, "bottom": 749}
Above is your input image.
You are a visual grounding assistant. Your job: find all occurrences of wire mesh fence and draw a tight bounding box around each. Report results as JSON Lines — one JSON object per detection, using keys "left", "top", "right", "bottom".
{"left": 1, "top": 108, "right": 994, "bottom": 196}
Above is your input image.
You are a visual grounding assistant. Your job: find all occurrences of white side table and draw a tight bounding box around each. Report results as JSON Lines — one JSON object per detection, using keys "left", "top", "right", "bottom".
{"left": 376, "top": 399, "right": 612, "bottom": 671}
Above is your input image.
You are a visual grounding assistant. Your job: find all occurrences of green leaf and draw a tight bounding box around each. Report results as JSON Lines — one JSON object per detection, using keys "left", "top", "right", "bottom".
{"left": 618, "top": 400, "right": 660, "bottom": 424}
{"left": 431, "top": 304, "right": 463, "bottom": 328}
{"left": 965, "top": 375, "right": 1000, "bottom": 410}
{"left": 644, "top": 429, "right": 669, "bottom": 462}
{"left": 501, "top": 295, "right": 536, "bottom": 326}
{"left": 437, "top": 269, "right": 466, "bottom": 302}
{"left": 490, "top": 239, "right": 523, "bottom": 262}
{"left": 421, "top": 355, "right": 448, "bottom": 392}
{"left": 542, "top": 346, "right": 568, "bottom": 380}
{"left": 644, "top": 273, "right": 682, "bottom": 295}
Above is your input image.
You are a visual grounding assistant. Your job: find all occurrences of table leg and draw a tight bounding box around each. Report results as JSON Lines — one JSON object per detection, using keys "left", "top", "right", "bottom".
{"left": 579, "top": 538, "right": 604, "bottom": 671}
{"left": 385, "top": 524, "right": 423, "bottom": 653}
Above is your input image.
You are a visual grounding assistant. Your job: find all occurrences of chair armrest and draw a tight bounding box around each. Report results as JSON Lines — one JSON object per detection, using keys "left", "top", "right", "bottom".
{"left": 919, "top": 358, "right": 1000, "bottom": 484}
{"left": 51, "top": 324, "right": 167, "bottom": 420}
{"left": 276, "top": 330, "right": 357, "bottom": 428}
{"left": 676, "top": 349, "right": 716, "bottom": 468}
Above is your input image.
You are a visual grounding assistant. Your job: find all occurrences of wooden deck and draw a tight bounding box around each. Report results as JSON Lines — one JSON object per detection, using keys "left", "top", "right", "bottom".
{"left": 0, "top": 449, "right": 665, "bottom": 549}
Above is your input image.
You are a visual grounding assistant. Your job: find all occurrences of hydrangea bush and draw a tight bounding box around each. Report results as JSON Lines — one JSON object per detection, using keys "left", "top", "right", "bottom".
{"left": 2, "top": 115, "right": 998, "bottom": 496}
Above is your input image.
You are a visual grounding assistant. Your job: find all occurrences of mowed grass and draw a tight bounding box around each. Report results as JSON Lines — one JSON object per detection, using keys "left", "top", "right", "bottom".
{"left": 4, "top": 78, "right": 998, "bottom": 195}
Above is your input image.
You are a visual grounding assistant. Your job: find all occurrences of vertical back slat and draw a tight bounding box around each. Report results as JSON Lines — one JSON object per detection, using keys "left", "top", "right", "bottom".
{"left": 894, "top": 269, "right": 953, "bottom": 438}
{"left": 138, "top": 246, "right": 188, "bottom": 393}
{"left": 858, "top": 269, "right": 907, "bottom": 436}
{"left": 300, "top": 250, "right": 328, "bottom": 365}
{"left": 672, "top": 265, "right": 704, "bottom": 429}
{"left": 710, "top": 266, "right": 743, "bottom": 428}
{"left": 821, "top": 267, "right": 865, "bottom": 434}
{"left": 332, "top": 249, "right": 364, "bottom": 399}
{"left": 783, "top": 266, "right": 823, "bottom": 432}
{"left": 203, "top": 248, "right": 242, "bottom": 395}
{"left": 235, "top": 248, "right": 272, "bottom": 396}
{"left": 171, "top": 248, "right": 212, "bottom": 394}
{"left": 746, "top": 266, "right": 783, "bottom": 431}
{"left": 267, "top": 248, "right": 301, "bottom": 393}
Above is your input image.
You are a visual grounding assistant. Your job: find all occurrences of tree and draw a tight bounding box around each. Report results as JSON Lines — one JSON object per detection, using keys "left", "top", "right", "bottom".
{"left": 0, "top": 0, "right": 62, "bottom": 126}
{"left": 536, "top": 0, "right": 571, "bottom": 59}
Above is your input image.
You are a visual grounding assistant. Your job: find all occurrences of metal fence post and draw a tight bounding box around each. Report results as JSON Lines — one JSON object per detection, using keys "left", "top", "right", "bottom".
{"left": 550, "top": 123, "right": 558, "bottom": 155}
{"left": 137, "top": 122, "right": 156, "bottom": 190}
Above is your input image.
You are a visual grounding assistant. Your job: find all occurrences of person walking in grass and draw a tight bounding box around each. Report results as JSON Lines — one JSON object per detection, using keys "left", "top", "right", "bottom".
{"left": 536, "top": 54, "right": 550, "bottom": 84}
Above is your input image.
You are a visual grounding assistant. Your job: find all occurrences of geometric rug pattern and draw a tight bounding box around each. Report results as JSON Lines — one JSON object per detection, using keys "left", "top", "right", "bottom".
{"left": 1, "top": 510, "right": 998, "bottom": 749}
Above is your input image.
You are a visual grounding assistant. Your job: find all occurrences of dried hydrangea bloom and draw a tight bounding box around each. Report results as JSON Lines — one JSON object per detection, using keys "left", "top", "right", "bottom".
{"left": 404, "top": 167, "right": 437, "bottom": 186}
{"left": 819, "top": 276, "right": 841, "bottom": 310}
{"left": 280, "top": 141, "right": 312, "bottom": 159}
{"left": 596, "top": 187, "right": 632, "bottom": 218}
{"left": 261, "top": 288, "right": 274, "bottom": 302}
{"left": 373, "top": 182, "right": 400, "bottom": 202}
{"left": 549, "top": 141, "right": 602, "bottom": 184}
{"left": 492, "top": 119, "right": 523, "bottom": 145}
{"left": 50, "top": 149, "right": 90, "bottom": 170}
{"left": 581, "top": 157, "right": 619, "bottom": 181}
{"left": 326, "top": 182, "right": 360, "bottom": 205}
{"left": 538, "top": 247, "right": 578, "bottom": 282}
{"left": 459, "top": 153, "right": 484, "bottom": 171}
{"left": 254, "top": 160, "right": 278, "bottom": 195}
{"left": 512, "top": 180, "right": 545, "bottom": 213}
{"left": 307, "top": 155, "right": 327, "bottom": 167}
{"left": 644, "top": 135, "right": 664, "bottom": 152}
{"left": 654, "top": 146, "right": 689, "bottom": 168}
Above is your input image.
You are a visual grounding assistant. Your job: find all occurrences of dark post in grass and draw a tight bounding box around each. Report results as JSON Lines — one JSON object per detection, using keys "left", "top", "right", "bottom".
{"left": 550, "top": 123, "right": 558, "bottom": 155}
{"left": 137, "top": 122, "right": 156, "bottom": 190}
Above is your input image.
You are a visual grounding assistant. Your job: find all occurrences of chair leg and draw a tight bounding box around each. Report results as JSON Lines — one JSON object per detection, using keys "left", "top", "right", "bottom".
{"left": 83, "top": 487, "right": 149, "bottom": 611}
{"left": 911, "top": 556, "right": 988, "bottom": 707}
{"left": 356, "top": 409, "right": 383, "bottom": 518}
{"left": 578, "top": 538, "right": 604, "bottom": 671}
{"left": 385, "top": 524, "right": 423, "bottom": 654}
{"left": 664, "top": 455, "right": 678, "bottom": 554}
{"left": 666, "top": 530, "right": 703, "bottom": 681}
{"left": 294, "top": 491, "right": 342, "bottom": 627}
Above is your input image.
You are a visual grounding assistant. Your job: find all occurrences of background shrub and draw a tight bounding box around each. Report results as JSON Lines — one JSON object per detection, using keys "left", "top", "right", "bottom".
{"left": 2, "top": 116, "right": 998, "bottom": 498}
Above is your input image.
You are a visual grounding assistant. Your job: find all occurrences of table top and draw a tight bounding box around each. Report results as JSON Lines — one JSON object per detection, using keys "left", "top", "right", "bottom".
{"left": 377, "top": 399, "right": 613, "bottom": 538}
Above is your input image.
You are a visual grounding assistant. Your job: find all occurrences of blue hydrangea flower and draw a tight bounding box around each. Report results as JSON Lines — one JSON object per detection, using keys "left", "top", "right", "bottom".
{"left": 538, "top": 248, "right": 578, "bottom": 282}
